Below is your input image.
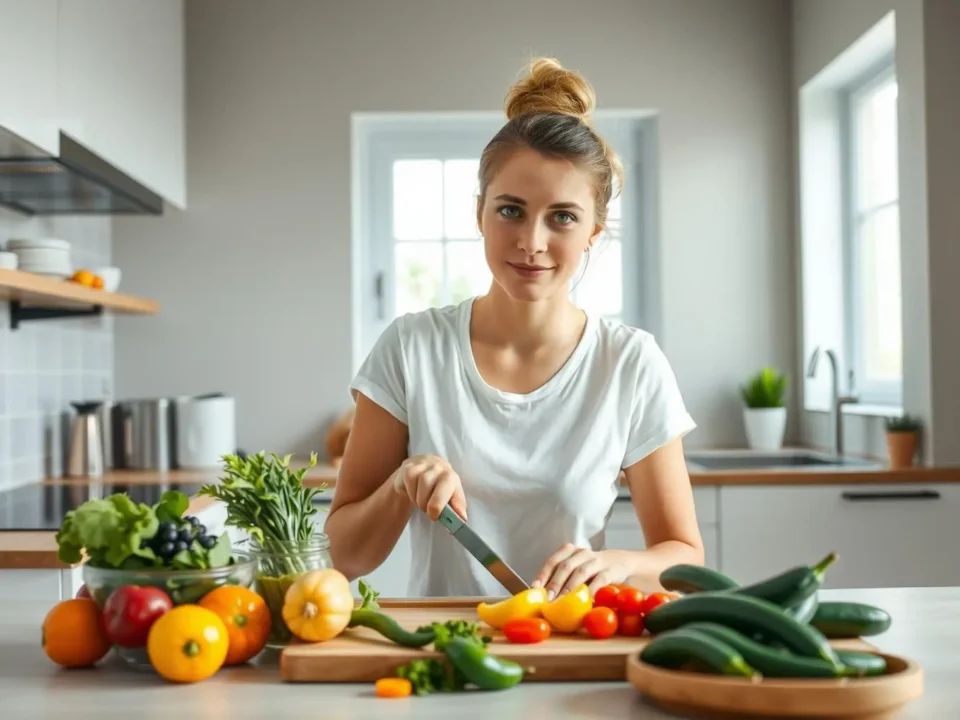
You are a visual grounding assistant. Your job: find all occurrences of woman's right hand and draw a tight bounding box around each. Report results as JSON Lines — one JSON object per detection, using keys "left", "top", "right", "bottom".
{"left": 391, "top": 454, "right": 468, "bottom": 521}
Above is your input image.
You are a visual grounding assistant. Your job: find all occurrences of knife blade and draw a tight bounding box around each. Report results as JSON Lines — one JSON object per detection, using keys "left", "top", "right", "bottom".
{"left": 437, "top": 504, "right": 530, "bottom": 595}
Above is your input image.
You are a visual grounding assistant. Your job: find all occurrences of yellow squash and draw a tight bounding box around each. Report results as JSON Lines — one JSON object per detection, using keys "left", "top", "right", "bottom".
{"left": 146, "top": 605, "right": 229, "bottom": 683}
{"left": 282, "top": 568, "right": 355, "bottom": 642}
{"left": 541, "top": 584, "right": 593, "bottom": 633}
{"left": 476, "top": 587, "right": 548, "bottom": 629}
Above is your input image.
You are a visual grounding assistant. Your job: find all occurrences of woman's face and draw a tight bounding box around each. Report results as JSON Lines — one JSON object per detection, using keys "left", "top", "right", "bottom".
{"left": 477, "top": 148, "right": 603, "bottom": 303}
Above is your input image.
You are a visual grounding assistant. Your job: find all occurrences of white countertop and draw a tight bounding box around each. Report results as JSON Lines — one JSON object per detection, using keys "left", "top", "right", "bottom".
{"left": 2, "top": 586, "right": 957, "bottom": 719}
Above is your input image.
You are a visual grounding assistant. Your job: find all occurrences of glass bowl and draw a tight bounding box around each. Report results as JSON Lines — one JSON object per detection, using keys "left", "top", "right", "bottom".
{"left": 82, "top": 552, "right": 258, "bottom": 670}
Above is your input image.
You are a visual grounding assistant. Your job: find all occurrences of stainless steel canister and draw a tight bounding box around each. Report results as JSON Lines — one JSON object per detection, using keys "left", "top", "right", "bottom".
{"left": 117, "top": 398, "right": 173, "bottom": 470}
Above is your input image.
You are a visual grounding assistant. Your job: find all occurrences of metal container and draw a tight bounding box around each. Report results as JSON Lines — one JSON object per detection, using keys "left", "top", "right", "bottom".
{"left": 117, "top": 398, "right": 173, "bottom": 470}
{"left": 66, "top": 401, "right": 105, "bottom": 478}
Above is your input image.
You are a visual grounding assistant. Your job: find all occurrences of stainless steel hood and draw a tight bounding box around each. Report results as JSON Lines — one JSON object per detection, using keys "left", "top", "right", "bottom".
{"left": 0, "top": 125, "right": 163, "bottom": 216}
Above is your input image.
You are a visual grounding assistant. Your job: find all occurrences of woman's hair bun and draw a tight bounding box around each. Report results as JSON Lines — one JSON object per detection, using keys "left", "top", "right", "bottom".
{"left": 504, "top": 57, "right": 596, "bottom": 123}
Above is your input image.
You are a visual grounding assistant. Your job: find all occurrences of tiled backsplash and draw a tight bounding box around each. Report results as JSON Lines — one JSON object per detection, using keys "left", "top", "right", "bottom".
{"left": 0, "top": 211, "right": 113, "bottom": 489}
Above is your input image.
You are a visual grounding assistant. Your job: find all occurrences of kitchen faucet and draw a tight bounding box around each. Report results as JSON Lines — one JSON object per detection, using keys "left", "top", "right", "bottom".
{"left": 806, "top": 346, "right": 859, "bottom": 457}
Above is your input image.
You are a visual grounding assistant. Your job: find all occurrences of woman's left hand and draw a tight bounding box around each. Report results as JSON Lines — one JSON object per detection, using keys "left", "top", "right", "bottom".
{"left": 532, "top": 544, "right": 631, "bottom": 600}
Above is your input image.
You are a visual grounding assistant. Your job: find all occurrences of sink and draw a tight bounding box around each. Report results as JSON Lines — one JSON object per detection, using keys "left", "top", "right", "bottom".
{"left": 685, "top": 449, "right": 882, "bottom": 471}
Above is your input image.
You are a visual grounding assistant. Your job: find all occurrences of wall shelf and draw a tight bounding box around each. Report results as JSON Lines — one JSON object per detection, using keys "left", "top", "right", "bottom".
{"left": 0, "top": 268, "right": 159, "bottom": 330}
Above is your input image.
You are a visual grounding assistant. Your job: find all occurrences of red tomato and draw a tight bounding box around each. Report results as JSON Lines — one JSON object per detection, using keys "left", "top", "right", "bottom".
{"left": 616, "top": 586, "right": 645, "bottom": 615}
{"left": 582, "top": 607, "right": 618, "bottom": 639}
{"left": 617, "top": 613, "right": 645, "bottom": 637}
{"left": 502, "top": 617, "right": 551, "bottom": 644}
{"left": 103, "top": 585, "right": 173, "bottom": 648}
{"left": 640, "top": 591, "right": 672, "bottom": 615}
{"left": 593, "top": 585, "right": 621, "bottom": 610}
{"left": 75, "top": 584, "right": 91, "bottom": 600}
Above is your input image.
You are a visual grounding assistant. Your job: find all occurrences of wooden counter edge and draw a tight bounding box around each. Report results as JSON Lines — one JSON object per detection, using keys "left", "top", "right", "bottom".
{"left": 3, "top": 464, "right": 960, "bottom": 570}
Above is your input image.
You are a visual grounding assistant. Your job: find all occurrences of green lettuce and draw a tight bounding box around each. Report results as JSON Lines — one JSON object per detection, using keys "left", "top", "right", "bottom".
{"left": 56, "top": 493, "right": 160, "bottom": 568}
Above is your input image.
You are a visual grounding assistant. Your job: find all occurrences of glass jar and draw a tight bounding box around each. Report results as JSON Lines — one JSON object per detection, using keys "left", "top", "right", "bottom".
{"left": 246, "top": 534, "right": 333, "bottom": 648}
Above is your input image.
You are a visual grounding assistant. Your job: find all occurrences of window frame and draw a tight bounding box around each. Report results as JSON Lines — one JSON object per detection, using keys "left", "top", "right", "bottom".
{"left": 352, "top": 113, "right": 658, "bottom": 367}
{"left": 841, "top": 57, "right": 902, "bottom": 406}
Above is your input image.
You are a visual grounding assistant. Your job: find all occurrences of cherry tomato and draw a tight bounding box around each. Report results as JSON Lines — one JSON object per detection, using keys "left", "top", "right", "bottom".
{"left": 640, "top": 591, "right": 672, "bottom": 615}
{"left": 502, "top": 617, "right": 551, "bottom": 644}
{"left": 582, "top": 607, "right": 618, "bottom": 639}
{"left": 617, "top": 612, "right": 645, "bottom": 637}
{"left": 593, "top": 585, "right": 621, "bottom": 610}
{"left": 616, "top": 586, "right": 645, "bottom": 615}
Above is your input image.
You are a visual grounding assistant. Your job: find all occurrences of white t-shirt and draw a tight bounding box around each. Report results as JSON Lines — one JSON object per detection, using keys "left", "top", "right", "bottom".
{"left": 349, "top": 297, "right": 696, "bottom": 598}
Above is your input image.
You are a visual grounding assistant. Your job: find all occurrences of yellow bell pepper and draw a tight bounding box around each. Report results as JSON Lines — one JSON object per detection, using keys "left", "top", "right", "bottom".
{"left": 476, "top": 587, "right": 548, "bottom": 629}
{"left": 541, "top": 584, "right": 593, "bottom": 633}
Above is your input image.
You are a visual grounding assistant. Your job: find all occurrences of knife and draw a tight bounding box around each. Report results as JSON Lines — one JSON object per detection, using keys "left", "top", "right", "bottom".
{"left": 437, "top": 504, "right": 530, "bottom": 595}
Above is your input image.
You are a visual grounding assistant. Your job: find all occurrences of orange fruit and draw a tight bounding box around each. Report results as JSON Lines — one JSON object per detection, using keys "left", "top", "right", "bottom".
{"left": 198, "top": 586, "right": 271, "bottom": 665}
{"left": 42, "top": 598, "right": 112, "bottom": 668}
{"left": 92, "top": 274, "right": 104, "bottom": 290}
{"left": 71, "top": 269, "right": 94, "bottom": 287}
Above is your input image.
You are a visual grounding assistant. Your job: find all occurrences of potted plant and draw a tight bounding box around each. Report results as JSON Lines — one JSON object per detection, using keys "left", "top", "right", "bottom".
{"left": 885, "top": 414, "right": 922, "bottom": 469}
{"left": 740, "top": 367, "right": 789, "bottom": 451}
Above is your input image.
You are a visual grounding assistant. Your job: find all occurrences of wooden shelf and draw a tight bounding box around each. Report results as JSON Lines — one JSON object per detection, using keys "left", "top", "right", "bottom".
{"left": 0, "top": 268, "right": 158, "bottom": 328}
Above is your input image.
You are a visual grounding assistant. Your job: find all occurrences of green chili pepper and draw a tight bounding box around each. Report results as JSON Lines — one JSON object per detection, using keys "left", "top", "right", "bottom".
{"left": 443, "top": 636, "right": 525, "bottom": 690}
{"left": 348, "top": 609, "right": 435, "bottom": 648}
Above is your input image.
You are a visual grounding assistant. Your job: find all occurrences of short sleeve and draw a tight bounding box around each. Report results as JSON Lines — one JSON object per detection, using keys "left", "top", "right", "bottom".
{"left": 622, "top": 338, "right": 696, "bottom": 469}
{"left": 349, "top": 317, "right": 408, "bottom": 424}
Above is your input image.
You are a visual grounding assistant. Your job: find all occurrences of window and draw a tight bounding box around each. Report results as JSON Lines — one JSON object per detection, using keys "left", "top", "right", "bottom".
{"left": 354, "top": 115, "right": 654, "bottom": 362}
{"left": 844, "top": 62, "right": 901, "bottom": 404}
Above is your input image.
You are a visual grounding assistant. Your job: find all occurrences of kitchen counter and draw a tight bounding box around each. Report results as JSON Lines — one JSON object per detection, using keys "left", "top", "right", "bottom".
{"left": 2, "top": 457, "right": 960, "bottom": 570}
{"left": 0, "top": 586, "right": 955, "bottom": 718}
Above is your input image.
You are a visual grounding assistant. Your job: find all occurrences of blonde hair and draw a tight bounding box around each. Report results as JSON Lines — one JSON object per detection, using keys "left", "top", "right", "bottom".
{"left": 478, "top": 58, "right": 624, "bottom": 227}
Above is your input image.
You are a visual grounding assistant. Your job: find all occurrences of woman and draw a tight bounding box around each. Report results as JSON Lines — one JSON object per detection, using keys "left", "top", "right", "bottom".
{"left": 325, "top": 57, "right": 704, "bottom": 599}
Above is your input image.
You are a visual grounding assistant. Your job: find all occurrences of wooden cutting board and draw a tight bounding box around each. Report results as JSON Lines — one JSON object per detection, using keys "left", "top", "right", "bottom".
{"left": 279, "top": 597, "right": 875, "bottom": 683}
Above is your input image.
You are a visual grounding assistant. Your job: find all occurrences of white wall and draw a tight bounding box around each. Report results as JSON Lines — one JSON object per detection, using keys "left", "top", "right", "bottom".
{"left": 113, "top": 0, "right": 794, "bottom": 458}
{"left": 792, "top": 0, "right": 960, "bottom": 465}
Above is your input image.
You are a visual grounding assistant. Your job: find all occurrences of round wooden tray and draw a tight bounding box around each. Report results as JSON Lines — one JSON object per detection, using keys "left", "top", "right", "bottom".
{"left": 626, "top": 651, "right": 923, "bottom": 719}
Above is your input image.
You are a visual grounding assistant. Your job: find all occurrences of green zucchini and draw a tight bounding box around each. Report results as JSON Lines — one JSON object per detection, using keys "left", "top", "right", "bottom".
{"left": 639, "top": 627, "right": 759, "bottom": 678}
{"left": 810, "top": 602, "right": 892, "bottom": 638}
{"left": 734, "top": 552, "right": 837, "bottom": 607}
{"left": 835, "top": 650, "right": 887, "bottom": 676}
{"left": 785, "top": 592, "right": 819, "bottom": 624}
{"left": 683, "top": 622, "right": 862, "bottom": 678}
{"left": 644, "top": 591, "right": 844, "bottom": 669}
{"left": 659, "top": 564, "right": 739, "bottom": 594}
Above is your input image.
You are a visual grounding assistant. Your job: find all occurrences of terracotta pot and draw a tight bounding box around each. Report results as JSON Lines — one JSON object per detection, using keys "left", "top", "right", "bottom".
{"left": 886, "top": 430, "right": 918, "bottom": 469}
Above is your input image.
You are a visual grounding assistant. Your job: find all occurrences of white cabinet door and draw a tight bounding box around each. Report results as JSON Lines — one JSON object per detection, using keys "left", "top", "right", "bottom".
{"left": 0, "top": 0, "right": 60, "bottom": 154}
{"left": 719, "top": 484, "right": 960, "bottom": 589}
{"left": 56, "top": 0, "right": 186, "bottom": 206}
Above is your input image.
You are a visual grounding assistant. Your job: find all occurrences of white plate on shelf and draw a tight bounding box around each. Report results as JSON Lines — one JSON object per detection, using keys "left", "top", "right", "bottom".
{"left": 6, "top": 238, "right": 70, "bottom": 251}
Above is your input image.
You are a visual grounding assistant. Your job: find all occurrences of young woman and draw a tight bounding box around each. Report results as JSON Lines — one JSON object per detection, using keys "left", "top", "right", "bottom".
{"left": 325, "top": 58, "right": 704, "bottom": 599}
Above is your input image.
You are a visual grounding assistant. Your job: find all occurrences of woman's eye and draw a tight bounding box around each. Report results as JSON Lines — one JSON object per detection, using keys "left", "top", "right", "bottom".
{"left": 555, "top": 211, "right": 576, "bottom": 225}
{"left": 497, "top": 206, "right": 521, "bottom": 219}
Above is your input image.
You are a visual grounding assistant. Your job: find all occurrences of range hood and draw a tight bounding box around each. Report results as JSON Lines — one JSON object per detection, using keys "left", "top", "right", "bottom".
{"left": 0, "top": 125, "right": 163, "bottom": 216}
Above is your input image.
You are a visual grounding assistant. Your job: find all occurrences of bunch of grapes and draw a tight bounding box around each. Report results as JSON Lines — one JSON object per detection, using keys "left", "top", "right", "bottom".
{"left": 144, "top": 515, "right": 217, "bottom": 564}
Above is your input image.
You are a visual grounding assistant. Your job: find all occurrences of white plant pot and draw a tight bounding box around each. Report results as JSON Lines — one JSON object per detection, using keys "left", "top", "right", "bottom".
{"left": 743, "top": 407, "right": 787, "bottom": 451}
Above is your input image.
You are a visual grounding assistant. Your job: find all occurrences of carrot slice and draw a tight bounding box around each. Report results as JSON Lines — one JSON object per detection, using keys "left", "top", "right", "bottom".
{"left": 375, "top": 677, "right": 412, "bottom": 698}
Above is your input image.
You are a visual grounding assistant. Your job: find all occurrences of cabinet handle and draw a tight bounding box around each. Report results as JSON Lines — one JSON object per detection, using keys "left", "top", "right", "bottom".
{"left": 841, "top": 490, "right": 941, "bottom": 502}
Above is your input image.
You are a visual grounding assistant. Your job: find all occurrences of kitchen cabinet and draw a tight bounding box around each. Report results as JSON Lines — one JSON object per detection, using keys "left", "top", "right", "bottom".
{"left": 56, "top": 0, "right": 186, "bottom": 207}
{"left": 718, "top": 483, "right": 960, "bottom": 589}
{"left": 0, "top": 0, "right": 60, "bottom": 154}
{"left": 606, "top": 488, "right": 720, "bottom": 571}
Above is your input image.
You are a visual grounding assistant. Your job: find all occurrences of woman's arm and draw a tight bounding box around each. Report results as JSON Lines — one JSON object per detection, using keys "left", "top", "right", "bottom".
{"left": 618, "top": 434, "right": 705, "bottom": 589}
{"left": 323, "top": 393, "right": 413, "bottom": 581}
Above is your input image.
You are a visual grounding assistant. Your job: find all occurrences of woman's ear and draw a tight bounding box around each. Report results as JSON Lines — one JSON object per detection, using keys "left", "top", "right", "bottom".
{"left": 588, "top": 222, "right": 604, "bottom": 249}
